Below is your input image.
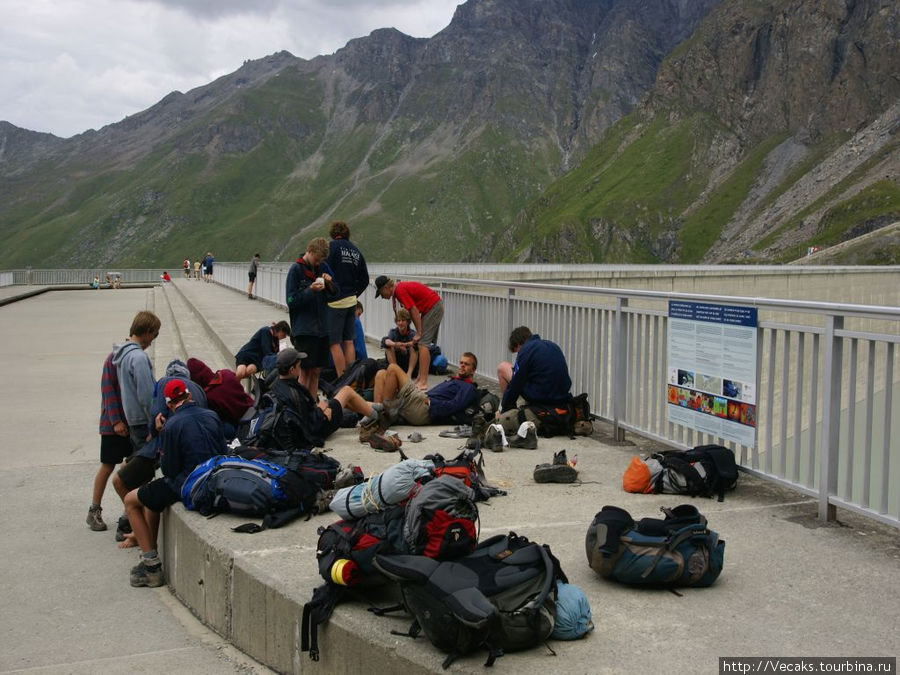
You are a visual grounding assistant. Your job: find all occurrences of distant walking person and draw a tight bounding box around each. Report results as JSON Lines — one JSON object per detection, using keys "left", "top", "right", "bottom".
{"left": 202, "top": 252, "right": 214, "bottom": 282}
{"left": 193, "top": 259, "right": 201, "bottom": 279}
{"left": 247, "top": 253, "right": 260, "bottom": 299}
{"left": 375, "top": 276, "right": 443, "bottom": 390}
{"left": 325, "top": 221, "right": 369, "bottom": 377}
{"left": 285, "top": 237, "right": 338, "bottom": 396}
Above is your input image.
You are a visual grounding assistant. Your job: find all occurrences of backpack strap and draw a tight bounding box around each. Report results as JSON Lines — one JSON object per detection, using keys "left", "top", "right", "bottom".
{"left": 658, "top": 454, "right": 708, "bottom": 497}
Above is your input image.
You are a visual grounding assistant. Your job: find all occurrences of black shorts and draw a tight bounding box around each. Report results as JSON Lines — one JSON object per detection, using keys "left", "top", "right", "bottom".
{"left": 324, "top": 398, "right": 343, "bottom": 436}
{"left": 248, "top": 272, "right": 257, "bottom": 282}
{"left": 234, "top": 350, "right": 257, "bottom": 367}
{"left": 117, "top": 455, "right": 157, "bottom": 491}
{"left": 100, "top": 433, "right": 132, "bottom": 464}
{"left": 137, "top": 478, "right": 180, "bottom": 513}
{"left": 328, "top": 306, "right": 356, "bottom": 344}
{"left": 291, "top": 335, "right": 331, "bottom": 369}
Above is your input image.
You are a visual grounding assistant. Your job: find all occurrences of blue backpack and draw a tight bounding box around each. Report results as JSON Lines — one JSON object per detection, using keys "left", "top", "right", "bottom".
{"left": 585, "top": 504, "right": 725, "bottom": 588}
{"left": 181, "top": 455, "right": 316, "bottom": 523}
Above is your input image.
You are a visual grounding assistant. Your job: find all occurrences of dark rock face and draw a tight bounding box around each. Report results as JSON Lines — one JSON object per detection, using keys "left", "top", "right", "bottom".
{"left": 0, "top": 0, "right": 895, "bottom": 267}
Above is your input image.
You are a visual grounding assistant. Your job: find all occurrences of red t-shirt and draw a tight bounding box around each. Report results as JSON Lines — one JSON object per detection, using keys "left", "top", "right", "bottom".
{"left": 393, "top": 281, "right": 440, "bottom": 314}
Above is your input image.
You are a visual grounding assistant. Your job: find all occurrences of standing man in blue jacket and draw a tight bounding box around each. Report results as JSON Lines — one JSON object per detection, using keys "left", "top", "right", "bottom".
{"left": 285, "top": 237, "right": 338, "bottom": 396}
{"left": 325, "top": 221, "right": 369, "bottom": 377}
{"left": 497, "top": 326, "right": 571, "bottom": 422}
{"left": 124, "top": 379, "right": 224, "bottom": 587}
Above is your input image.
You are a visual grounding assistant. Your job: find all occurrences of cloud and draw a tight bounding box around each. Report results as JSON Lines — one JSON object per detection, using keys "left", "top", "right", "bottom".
{"left": 0, "top": 0, "right": 457, "bottom": 137}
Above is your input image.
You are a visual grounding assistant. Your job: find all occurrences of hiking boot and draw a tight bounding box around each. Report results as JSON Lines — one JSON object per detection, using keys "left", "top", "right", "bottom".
{"left": 533, "top": 463, "right": 578, "bottom": 484}
{"left": 115, "top": 514, "right": 132, "bottom": 542}
{"left": 470, "top": 413, "right": 489, "bottom": 441}
{"left": 130, "top": 559, "right": 164, "bottom": 588}
{"left": 508, "top": 421, "right": 538, "bottom": 450}
{"left": 86, "top": 505, "right": 107, "bottom": 531}
{"left": 369, "top": 432, "right": 402, "bottom": 453}
{"left": 482, "top": 424, "right": 506, "bottom": 452}
{"left": 358, "top": 417, "right": 384, "bottom": 444}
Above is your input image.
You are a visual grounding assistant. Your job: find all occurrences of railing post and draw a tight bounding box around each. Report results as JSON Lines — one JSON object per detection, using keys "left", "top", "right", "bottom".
{"left": 612, "top": 296, "right": 628, "bottom": 442}
{"left": 819, "top": 314, "right": 843, "bottom": 522}
{"left": 506, "top": 287, "right": 515, "bottom": 345}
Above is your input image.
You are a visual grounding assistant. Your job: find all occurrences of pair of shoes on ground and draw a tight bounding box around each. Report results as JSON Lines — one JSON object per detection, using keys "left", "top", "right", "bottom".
{"left": 369, "top": 431, "right": 403, "bottom": 453}
{"left": 533, "top": 449, "right": 579, "bottom": 483}
{"left": 86, "top": 505, "right": 107, "bottom": 531}
{"left": 130, "top": 558, "right": 164, "bottom": 588}
{"left": 484, "top": 421, "right": 538, "bottom": 452}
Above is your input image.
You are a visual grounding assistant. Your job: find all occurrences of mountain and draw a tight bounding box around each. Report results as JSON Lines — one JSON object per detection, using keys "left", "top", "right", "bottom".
{"left": 0, "top": 0, "right": 897, "bottom": 268}
{"left": 503, "top": 0, "right": 900, "bottom": 264}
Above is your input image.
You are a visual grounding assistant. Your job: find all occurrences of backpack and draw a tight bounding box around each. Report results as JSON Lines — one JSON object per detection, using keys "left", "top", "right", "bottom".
{"left": 402, "top": 475, "right": 478, "bottom": 559}
{"left": 519, "top": 392, "right": 592, "bottom": 438}
{"left": 374, "top": 532, "right": 568, "bottom": 668}
{"left": 650, "top": 444, "right": 738, "bottom": 502}
{"left": 301, "top": 507, "right": 407, "bottom": 661}
{"left": 181, "top": 455, "right": 317, "bottom": 527}
{"left": 319, "top": 358, "right": 378, "bottom": 398}
{"left": 457, "top": 386, "right": 501, "bottom": 425}
{"left": 238, "top": 445, "right": 344, "bottom": 491}
{"left": 585, "top": 504, "right": 725, "bottom": 588}
{"left": 424, "top": 447, "right": 508, "bottom": 502}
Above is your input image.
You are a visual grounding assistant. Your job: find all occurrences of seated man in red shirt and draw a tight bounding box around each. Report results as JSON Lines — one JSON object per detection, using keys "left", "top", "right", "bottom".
{"left": 374, "top": 276, "right": 443, "bottom": 390}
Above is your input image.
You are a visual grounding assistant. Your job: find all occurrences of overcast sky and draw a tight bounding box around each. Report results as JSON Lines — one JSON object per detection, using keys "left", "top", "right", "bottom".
{"left": 1, "top": 0, "right": 459, "bottom": 138}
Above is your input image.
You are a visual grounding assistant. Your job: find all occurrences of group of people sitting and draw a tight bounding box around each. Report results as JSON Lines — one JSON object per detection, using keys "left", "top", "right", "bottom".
{"left": 89, "top": 220, "right": 576, "bottom": 590}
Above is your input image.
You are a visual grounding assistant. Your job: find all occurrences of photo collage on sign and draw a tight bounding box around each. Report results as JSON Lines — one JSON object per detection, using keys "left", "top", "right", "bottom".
{"left": 667, "top": 367, "right": 756, "bottom": 428}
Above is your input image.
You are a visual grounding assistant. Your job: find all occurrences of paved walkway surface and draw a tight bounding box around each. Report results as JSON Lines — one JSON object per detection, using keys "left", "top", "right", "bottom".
{"left": 2, "top": 280, "right": 898, "bottom": 674}
{"left": 0, "top": 285, "right": 269, "bottom": 674}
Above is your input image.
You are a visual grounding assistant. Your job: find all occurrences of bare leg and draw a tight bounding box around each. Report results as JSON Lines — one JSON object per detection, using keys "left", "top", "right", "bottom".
{"left": 301, "top": 367, "right": 322, "bottom": 398}
{"left": 374, "top": 364, "right": 408, "bottom": 403}
{"left": 92, "top": 462, "right": 116, "bottom": 505}
{"left": 415, "top": 344, "right": 430, "bottom": 389}
{"left": 497, "top": 361, "right": 513, "bottom": 393}
{"left": 332, "top": 386, "right": 374, "bottom": 417}
{"left": 342, "top": 340, "right": 355, "bottom": 368}
{"left": 385, "top": 347, "right": 398, "bottom": 366}
{"left": 329, "top": 343, "right": 347, "bottom": 377}
{"left": 123, "top": 489, "right": 154, "bottom": 553}
{"left": 406, "top": 347, "right": 418, "bottom": 378}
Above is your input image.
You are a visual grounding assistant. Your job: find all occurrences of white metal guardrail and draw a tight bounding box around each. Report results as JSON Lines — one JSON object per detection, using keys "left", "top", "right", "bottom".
{"left": 5, "top": 263, "right": 897, "bottom": 528}
{"left": 210, "top": 261, "right": 900, "bottom": 528}
{"left": 4, "top": 268, "right": 167, "bottom": 285}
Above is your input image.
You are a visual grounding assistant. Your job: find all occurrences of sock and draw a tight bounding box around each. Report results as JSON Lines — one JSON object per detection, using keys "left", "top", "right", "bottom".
{"left": 142, "top": 550, "right": 160, "bottom": 566}
{"left": 90, "top": 503, "right": 101, "bottom": 509}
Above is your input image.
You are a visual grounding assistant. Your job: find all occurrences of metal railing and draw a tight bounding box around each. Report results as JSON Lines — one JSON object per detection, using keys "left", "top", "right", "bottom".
{"left": 208, "top": 261, "right": 900, "bottom": 528}
{"left": 2, "top": 268, "right": 168, "bottom": 285}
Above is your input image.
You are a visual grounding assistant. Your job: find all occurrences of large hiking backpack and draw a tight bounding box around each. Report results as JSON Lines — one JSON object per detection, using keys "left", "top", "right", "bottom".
{"left": 320, "top": 358, "right": 378, "bottom": 398}
{"left": 301, "top": 506, "right": 408, "bottom": 661}
{"left": 181, "top": 455, "right": 317, "bottom": 526}
{"left": 402, "top": 475, "right": 478, "bottom": 559}
{"left": 585, "top": 504, "right": 725, "bottom": 588}
{"left": 519, "top": 392, "right": 592, "bottom": 438}
{"left": 329, "top": 459, "right": 435, "bottom": 520}
{"left": 374, "top": 532, "right": 568, "bottom": 668}
{"left": 643, "top": 444, "right": 738, "bottom": 502}
{"left": 237, "top": 445, "right": 344, "bottom": 492}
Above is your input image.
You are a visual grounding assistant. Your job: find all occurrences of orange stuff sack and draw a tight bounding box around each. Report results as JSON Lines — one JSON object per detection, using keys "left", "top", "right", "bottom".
{"left": 622, "top": 456, "right": 653, "bottom": 493}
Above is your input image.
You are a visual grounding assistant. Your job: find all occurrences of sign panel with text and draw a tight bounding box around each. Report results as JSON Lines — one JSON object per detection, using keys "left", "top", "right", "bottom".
{"left": 666, "top": 301, "right": 758, "bottom": 447}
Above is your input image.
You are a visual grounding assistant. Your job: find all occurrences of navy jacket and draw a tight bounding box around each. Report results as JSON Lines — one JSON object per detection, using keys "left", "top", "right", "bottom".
{"left": 427, "top": 377, "right": 477, "bottom": 423}
{"left": 500, "top": 334, "right": 572, "bottom": 411}
{"left": 326, "top": 238, "right": 369, "bottom": 300}
{"left": 158, "top": 402, "right": 225, "bottom": 491}
{"left": 285, "top": 258, "right": 338, "bottom": 338}
{"left": 235, "top": 326, "right": 279, "bottom": 368}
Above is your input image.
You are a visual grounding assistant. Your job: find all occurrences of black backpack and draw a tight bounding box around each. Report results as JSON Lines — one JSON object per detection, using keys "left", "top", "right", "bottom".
{"left": 374, "top": 532, "right": 566, "bottom": 669}
{"left": 519, "top": 392, "right": 591, "bottom": 438}
{"left": 651, "top": 444, "right": 738, "bottom": 502}
{"left": 301, "top": 507, "right": 407, "bottom": 661}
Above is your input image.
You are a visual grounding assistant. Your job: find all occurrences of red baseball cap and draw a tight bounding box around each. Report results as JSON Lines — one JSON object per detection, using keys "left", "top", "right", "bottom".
{"left": 163, "top": 378, "right": 189, "bottom": 404}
